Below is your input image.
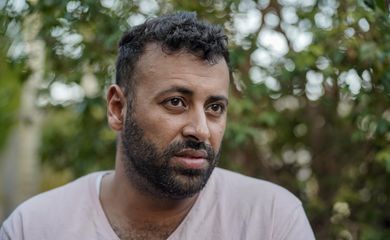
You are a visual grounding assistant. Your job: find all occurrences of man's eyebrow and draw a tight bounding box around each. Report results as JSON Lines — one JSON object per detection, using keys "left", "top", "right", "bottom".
{"left": 156, "top": 86, "right": 228, "bottom": 105}
{"left": 208, "top": 96, "right": 229, "bottom": 105}
{"left": 156, "top": 86, "right": 193, "bottom": 96}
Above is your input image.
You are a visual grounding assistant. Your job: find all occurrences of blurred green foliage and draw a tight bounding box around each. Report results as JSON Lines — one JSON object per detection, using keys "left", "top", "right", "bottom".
{"left": 1, "top": 0, "right": 389, "bottom": 239}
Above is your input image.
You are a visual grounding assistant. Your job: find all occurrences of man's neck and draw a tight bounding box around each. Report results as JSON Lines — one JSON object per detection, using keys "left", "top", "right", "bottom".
{"left": 100, "top": 170, "right": 198, "bottom": 240}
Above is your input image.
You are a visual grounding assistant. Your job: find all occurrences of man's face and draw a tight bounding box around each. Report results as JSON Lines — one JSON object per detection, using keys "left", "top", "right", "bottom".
{"left": 121, "top": 44, "right": 230, "bottom": 199}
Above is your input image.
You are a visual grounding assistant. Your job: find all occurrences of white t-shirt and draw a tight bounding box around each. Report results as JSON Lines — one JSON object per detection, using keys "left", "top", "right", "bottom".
{"left": 0, "top": 168, "right": 315, "bottom": 239}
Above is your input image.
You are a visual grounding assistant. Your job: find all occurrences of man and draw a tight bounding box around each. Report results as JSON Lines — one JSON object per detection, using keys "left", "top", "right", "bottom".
{"left": 1, "top": 12, "right": 315, "bottom": 239}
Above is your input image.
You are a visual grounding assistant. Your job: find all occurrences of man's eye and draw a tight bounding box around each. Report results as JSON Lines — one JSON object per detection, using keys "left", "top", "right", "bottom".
{"left": 169, "top": 98, "right": 182, "bottom": 106}
{"left": 163, "top": 97, "right": 186, "bottom": 109}
{"left": 207, "top": 103, "right": 225, "bottom": 115}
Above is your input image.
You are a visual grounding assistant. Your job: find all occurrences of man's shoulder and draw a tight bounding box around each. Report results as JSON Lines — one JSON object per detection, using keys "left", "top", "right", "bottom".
{"left": 179, "top": 168, "right": 315, "bottom": 239}
{"left": 18, "top": 171, "right": 102, "bottom": 211}
{"left": 3, "top": 171, "right": 105, "bottom": 227}
{"left": 1, "top": 171, "right": 112, "bottom": 239}
{"left": 212, "top": 167, "right": 301, "bottom": 206}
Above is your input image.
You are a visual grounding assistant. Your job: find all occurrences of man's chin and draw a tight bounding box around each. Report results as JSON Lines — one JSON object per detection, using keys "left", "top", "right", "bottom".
{"left": 159, "top": 177, "right": 208, "bottom": 200}
{"left": 175, "top": 168, "right": 204, "bottom": 178}
{"left": 161, "top": 165, "right": 215, "bottom": 198}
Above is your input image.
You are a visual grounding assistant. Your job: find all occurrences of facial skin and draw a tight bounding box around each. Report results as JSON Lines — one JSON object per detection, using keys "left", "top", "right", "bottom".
{"left": 108, "top": 43, "right": 230, "bottom": 200}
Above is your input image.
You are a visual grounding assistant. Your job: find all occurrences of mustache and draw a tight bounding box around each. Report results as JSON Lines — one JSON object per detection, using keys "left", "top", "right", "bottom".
{"left": 165, "top": 139, "right": 215, "bottom": 160}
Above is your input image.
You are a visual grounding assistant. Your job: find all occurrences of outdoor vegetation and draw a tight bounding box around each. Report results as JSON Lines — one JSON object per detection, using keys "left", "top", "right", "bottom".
{"left": 0, "top": 0, "right": 389, "bottom": 239}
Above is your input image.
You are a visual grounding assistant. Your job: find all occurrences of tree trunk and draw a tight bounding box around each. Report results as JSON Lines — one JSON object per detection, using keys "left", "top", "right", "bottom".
{"left": 0, "top": 13, "right": 44, "bottom": 220}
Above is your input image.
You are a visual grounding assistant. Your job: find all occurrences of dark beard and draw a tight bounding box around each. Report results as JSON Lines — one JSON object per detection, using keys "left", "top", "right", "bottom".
{"left": 121, "top": 112, "right": 220, "bottom": 200}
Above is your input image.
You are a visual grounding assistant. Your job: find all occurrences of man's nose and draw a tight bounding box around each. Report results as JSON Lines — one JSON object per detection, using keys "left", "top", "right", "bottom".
{"left": 182, "top": 108, "right": 211, "bottom": 142}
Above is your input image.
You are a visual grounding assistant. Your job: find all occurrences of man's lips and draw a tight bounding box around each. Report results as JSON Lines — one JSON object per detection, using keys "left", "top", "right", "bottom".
{"left": 172, "top": 149, "right": 209, "bottom": 169}
{"left": 175, "top": 149, "right": 208, "bottom": 159}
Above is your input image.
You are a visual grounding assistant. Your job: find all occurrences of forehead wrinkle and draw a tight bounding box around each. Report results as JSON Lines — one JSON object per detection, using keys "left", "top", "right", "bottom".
{"left": 156, "top": 86, "right": 193, "bottom": 97}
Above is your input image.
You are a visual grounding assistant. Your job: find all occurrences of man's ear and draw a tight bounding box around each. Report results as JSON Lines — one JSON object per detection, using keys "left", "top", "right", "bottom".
{"left": 107, "top": 84, "right": 126, "bottom": 131}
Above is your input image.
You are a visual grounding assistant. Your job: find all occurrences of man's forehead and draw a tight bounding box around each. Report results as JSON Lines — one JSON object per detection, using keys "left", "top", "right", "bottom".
{"left": 139, "top": 43, "right": 227, "bottom": 67}
{"left": 130, "top": 44, "right": 229, "bottom": 99}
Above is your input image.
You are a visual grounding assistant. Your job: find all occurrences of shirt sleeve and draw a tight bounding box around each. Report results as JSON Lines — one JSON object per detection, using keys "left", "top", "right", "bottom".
{"left": 0, "top": 225, "right": 11, "bottom": 240}
{"left": 0, "top": 211, "right": 24, "bottom": 240}
{"left": 273, "top": 204, "right": 316, "bottom": 240}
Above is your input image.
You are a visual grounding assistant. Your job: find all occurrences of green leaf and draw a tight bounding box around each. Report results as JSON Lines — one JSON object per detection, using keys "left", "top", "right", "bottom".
{"left": 376, "top": 149, "right": 390, "bottom": 172}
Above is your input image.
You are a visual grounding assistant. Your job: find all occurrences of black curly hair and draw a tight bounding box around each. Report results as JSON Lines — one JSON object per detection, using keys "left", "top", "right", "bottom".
{"left": 115, "top": 11, "right": 230, "bottom": 98}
